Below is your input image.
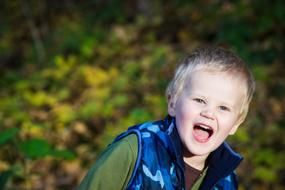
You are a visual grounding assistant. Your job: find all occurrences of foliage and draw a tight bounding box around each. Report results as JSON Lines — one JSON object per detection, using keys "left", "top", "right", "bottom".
{"left": 1, "top": 0, "right": 285, "bottom": 189}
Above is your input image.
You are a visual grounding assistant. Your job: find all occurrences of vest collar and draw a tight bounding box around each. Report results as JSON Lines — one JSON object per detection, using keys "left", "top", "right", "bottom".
{"left": 199, "top": 142, "right": 243, "bottom": 189}
{"left": 164, "top": 115, "right": 243, "bottom": 189}
{"left": 162, "top": 116, "right": 185, "bottom": 170}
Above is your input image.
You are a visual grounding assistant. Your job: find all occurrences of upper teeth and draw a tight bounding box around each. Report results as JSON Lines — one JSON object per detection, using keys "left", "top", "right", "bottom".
{"left": 199, "top": 125, "right": 211, "bottom": 130}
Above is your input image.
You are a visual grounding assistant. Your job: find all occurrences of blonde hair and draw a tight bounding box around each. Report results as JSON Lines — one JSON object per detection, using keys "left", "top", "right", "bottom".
{"left": 166, "top": 47, "right": 255, "bottom": 122}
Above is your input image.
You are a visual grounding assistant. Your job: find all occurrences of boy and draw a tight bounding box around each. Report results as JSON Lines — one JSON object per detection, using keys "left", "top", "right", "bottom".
{"left": 78, "top": 47, "right": 255, "bottom": 190}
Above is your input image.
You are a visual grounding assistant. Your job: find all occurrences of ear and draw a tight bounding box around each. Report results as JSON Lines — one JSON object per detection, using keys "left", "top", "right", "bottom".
{"left": 229, "top": 124, "right": 239, "bottom": 135}
{"left": 167, "top": 94, "right": 176, "bottom": 116}
{"left": 229, "top": 116, "right": 245, "bottom": 135}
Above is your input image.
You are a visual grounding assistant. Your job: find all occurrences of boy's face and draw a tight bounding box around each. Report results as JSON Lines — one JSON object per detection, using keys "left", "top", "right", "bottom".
{"left": 168, "top": 70, "right": 246, "bottom": 157}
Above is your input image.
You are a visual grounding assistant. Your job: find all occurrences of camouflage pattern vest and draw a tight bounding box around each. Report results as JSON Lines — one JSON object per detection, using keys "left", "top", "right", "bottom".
{"left": 112, "top": 116, "right": 242, "bottom": 190}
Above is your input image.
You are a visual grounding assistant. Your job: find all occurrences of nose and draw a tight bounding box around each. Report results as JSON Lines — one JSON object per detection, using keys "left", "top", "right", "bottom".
{"left": 200, "top": 109, "right": 215, "bottom": 120}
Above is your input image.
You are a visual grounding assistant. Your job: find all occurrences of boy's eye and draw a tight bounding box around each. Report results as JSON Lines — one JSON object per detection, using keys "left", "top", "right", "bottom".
{"left": 193, "top": 98, "right": 205, "bottom": 104}
{"left": 219, "top": 106, "right": 230, "bottom": 112}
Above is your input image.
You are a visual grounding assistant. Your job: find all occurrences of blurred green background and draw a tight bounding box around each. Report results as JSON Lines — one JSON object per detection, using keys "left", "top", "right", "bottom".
{"left": 0, "top": 0, "right": 285, "bottom": 189}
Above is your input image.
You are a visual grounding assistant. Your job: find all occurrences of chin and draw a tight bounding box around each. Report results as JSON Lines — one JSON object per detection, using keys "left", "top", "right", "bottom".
{"left": 190, "top": 149, "right": 211, "bottom": 156}
{"left": 186, "top": 145, "right": 212, "bottom": 157}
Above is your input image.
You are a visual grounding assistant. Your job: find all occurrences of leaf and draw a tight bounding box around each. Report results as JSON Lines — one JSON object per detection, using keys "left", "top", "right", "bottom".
{"left": 0, "top": 128, "right": 19, "bottom": 146}
{"left": 0, "top": 170, "right": 13, "bottom": 190}
{"left": 253, "top": 166, "right": 276, "bottom": 183}
{"left": 19, "top": 138, "right": 51, "bottom": 159}
{"left": 51, "top": 149, "right": 76, "bottom": 160}
{"left": 78, "top": 101, "right": 100, "bottom": 120}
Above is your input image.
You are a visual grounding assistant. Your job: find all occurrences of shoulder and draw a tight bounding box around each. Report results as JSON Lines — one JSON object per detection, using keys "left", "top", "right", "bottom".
{"left": 78, "top": 134, "right": 139, "bottom": 190}
{"left": 102, "top": 133, "right": 138, "bottom": 163}
{"left": 114, "top": 133, "right": 138, "bottom": 155}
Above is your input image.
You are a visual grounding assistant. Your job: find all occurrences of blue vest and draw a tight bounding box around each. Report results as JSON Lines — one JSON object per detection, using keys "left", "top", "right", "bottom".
{"left": 113, "top": 116, "right": 243, "bottom": 190}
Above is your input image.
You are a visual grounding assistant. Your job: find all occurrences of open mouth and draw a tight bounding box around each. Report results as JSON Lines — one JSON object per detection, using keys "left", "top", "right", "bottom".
{"left": 193, "top": 124, "right": 214, "bottom": 143}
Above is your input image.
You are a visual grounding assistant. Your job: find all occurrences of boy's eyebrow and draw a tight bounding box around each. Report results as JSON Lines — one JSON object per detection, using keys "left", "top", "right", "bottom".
{"left": 220, "top": 102, "right": 233, "bottom": 108}
{"left": 186, "top": 92, "right": 206, "bottom": 99}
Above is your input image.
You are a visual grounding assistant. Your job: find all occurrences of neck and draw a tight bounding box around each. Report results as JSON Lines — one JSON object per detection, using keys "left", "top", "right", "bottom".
{"left": 183, "top": 148, "right": 209, "bottom": 171}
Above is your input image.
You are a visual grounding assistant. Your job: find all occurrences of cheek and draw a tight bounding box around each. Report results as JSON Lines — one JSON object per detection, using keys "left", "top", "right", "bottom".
{"left": 174, "top": 97, "right": 201, "bottom": 129}
{"left": 219, "top": 115, "right": 238, "bottom": 132}
{"left": 175, "top": 104, "right": 196, "bottom": 130}
{"left": 176, "top": 103, "right": 192, "bottom": 122}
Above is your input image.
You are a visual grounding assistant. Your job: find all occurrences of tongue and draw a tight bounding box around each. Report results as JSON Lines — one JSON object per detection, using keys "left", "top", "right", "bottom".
{"left": 193, "top": 128, "right": 210, "bottom": 143}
